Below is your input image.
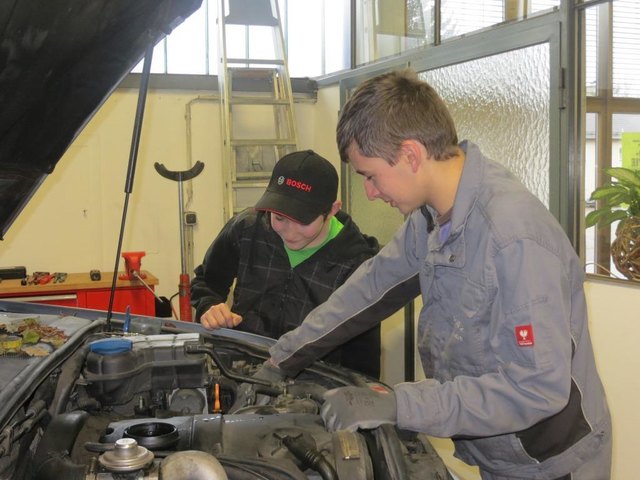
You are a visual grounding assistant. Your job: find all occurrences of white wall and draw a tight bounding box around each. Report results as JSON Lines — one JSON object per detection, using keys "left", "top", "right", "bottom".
{"left": 584, "top": 277, "right": 640, "bottom": 480}
{"left": 1, "top": 88, "right": 314, "bottom": 301}
{"left": 4, "top": 90, "right": 213, "bottom": 297}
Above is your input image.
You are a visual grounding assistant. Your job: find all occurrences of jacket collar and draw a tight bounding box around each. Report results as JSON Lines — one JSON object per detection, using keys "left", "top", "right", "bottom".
{"left": 449, "top": 140, "right": 484, "bottom": 240}
{"left": 418, "top": 141, "right": 485, "bottom": 267}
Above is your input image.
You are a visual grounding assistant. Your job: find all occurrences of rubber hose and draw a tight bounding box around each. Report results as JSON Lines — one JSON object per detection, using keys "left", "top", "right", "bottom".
{"left": 34, "top": 454, "right": 86, "bottom": 480}
{"left": 282, "top": 435, "right": 338, "bottom": 480}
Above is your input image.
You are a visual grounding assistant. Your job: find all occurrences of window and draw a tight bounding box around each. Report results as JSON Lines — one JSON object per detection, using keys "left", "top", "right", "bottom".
{"left": 355, "top": 0, "right": 560, "bottom": 65}
{"left": 135, "top": 0, "right": 564, "bottom": 78}
{"left": 133, "top": 0, "right": 350, "bottom": 77}
{"left": 583, "top": 0, "right": 640, "bottom": 280}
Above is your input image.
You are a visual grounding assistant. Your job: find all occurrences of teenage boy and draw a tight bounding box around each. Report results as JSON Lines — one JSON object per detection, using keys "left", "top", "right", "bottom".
{"left": 263, "top": 71, "right": 611, "bottom": 479}
{"left": 191, "top": 149, "right": 382, "bottom": 378}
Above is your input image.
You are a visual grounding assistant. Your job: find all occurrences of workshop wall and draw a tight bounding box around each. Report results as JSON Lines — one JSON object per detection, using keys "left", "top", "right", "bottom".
{"left": 584, "top": 278, "right": 640, "bottom": 480}
{"left": 4, "top": 90, "right": 221, "bottom": 298}
{"left": 0, "top": 88, "right": 314, "bottom": 314}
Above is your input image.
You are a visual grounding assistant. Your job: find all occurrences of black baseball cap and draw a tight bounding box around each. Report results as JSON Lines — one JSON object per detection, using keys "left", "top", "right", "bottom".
{"left": 255, "top": 150, "right": 338, "bottom": 224}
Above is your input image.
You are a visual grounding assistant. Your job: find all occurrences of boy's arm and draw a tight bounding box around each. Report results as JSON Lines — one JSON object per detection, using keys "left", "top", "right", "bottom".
{"left": 270, "top": 214, "right": 424, "bottom": 376}
{"left": 190, "top": 216, "right": 243, "bottom": 320}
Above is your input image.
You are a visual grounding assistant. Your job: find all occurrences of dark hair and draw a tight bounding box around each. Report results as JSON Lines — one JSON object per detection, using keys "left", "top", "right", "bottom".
{"left": 336, "top": 69, "right": 459, "bottom": 165}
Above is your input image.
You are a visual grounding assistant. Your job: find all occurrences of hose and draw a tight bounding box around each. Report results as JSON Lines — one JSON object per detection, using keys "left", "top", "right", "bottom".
{"left": 183, "top": 342, "right": 284, "bottom": 391}
{"left": 282, "top": 435, "right": 338, "bottom": 480}
{"left": 33, "top": 455, "right": 86, "bottom": 480}
{"left": 50, "top": 343, "right": 91, "bottom": 415}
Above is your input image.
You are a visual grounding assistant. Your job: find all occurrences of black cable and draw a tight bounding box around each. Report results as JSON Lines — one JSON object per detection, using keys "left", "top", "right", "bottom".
{"left": 183, "top": 342, "right": 284, "bottom": 391}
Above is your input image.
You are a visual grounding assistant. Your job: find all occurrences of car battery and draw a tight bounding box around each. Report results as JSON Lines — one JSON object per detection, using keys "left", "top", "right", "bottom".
{"left": 84, "top": 333, "right": 208, "bottom": 405}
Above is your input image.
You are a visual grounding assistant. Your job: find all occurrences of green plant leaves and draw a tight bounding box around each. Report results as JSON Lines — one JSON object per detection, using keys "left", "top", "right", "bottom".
{"left": 586, "top": 167, "right": 640, "bottom": 229}
{"left": 589, "top": 184, "right": 629, "bottom": 202}
{"left": 605, "top": 167, "right": 640, "bottom": 188}
{"left": 585, "top": 209, "right": 628, "bottom": 228}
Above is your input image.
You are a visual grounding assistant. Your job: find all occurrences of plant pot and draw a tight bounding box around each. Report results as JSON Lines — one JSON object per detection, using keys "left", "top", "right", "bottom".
{"left": 611, "top": 216, "right": 640, "bottom": 280}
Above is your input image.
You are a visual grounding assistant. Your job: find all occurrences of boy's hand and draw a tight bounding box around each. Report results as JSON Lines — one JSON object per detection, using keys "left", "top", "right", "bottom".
{"left": 200, "top": 303, "right": 242, "bottom": 329}
{"left": 229, "top": 360, "right": 286, "bottom": 412}
{"left": 321, "top": 386, "right": 397, "bottom": 432}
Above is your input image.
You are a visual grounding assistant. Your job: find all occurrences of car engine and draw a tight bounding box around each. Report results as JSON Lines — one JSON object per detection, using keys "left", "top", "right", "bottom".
{"left": 3, "top": 326, "right": 450, "bottom": 480}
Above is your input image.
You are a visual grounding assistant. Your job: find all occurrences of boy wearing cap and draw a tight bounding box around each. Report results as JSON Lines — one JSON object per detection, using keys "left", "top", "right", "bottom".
{"left": 191, "top": 150, "right": 382, "bottom": 378}
{"left": 262, "top": 71, "right": 611, "bottom": 479}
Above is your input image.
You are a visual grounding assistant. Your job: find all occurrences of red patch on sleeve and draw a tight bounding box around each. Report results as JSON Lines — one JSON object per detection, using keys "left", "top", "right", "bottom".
{"left": 515, "top": 325, "right": 534, "bottom": 346}
{"left": 369, "top": 384, "right": 391, "bottom": 393}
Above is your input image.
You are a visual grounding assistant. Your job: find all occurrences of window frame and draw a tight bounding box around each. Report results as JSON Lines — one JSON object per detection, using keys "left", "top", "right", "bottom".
{"left": 580, "top": 0, "right": 640, "bottom": 279}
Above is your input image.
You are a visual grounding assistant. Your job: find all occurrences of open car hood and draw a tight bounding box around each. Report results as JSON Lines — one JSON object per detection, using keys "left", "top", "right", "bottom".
{"left": 0, "top": 0, "right": 201, "bottom": 239}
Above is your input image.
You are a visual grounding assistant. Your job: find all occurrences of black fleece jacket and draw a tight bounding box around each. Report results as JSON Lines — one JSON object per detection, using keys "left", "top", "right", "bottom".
{"left": 191, "top": 209, "right": 382, "bottom": 378}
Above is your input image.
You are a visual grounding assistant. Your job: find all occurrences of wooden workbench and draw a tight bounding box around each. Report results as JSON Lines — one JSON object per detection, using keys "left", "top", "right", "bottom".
{"left": 0, "top": 271, "right": 159, "bottom": 315}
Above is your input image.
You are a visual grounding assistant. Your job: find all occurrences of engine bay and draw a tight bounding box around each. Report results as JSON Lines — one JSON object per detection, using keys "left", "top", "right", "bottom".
{"left": 0, "top": 316, "right": 450, "bottom": 480}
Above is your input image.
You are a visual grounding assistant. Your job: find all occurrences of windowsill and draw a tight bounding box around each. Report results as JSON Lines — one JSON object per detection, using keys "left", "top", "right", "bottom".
{"left": 117, "top": 73, "right": 318, "bottom": 100}
{"left": 585, "top": 272, "right": 640, "bottom": 288}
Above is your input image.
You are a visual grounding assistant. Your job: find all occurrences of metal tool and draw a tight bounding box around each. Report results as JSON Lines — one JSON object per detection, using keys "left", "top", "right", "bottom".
{"left": 24, "top": 272, "right": 49, "bottom": 285}
{"left": 53, "top": 272, "right": 67, "bottom": 283}
{"left": 154, "top": 161, "right": 204, "bottom": 322}
{"left": 123, "top": 306, "right": 131, "bottom": 334}
{"left": 37, "top": 274, "right": 54, "bottom": 285}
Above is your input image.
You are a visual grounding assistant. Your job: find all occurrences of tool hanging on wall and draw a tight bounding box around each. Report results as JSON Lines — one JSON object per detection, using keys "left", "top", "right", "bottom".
{"left": 154, "top": 161, "right": 204, "bottom": 322}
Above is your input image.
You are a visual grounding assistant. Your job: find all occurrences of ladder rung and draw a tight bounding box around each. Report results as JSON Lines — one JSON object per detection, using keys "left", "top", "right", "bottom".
{"left": 231, "top": 139, "right": 297, "bottom": 147}
{"left": 227, "top": 58, "right": 285, "bottom": 66}
{"left": 232, "top": 179, "right": 270, "bottom": 187}
{"left": 228, "top": 66, "right": 282, "bottom": 75}
{"left": 230, "top": 97, "right": 291, "bottom": 105}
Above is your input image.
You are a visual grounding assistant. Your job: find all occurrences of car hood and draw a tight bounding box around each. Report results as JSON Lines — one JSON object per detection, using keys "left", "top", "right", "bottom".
{"left": 0, "top": 0, "right": 201, "bottom": 239}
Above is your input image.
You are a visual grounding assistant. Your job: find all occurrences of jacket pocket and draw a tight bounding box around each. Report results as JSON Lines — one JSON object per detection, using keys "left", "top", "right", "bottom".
{"left": 426, "top": 269, "right": 492, "bottom": 377}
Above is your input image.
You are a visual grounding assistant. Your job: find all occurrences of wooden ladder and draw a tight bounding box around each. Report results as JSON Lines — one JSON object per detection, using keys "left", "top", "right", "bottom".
{"left": 217, "top": 0, "right": 298, "bottom": 220}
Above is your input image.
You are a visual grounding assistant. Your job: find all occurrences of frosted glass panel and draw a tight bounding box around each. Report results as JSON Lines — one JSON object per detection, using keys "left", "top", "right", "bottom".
{"left": 422, "top": 44, "right": 550, "bottom": 206}
{"left": 347, "top": 44, "right": 550, "bottom": 245}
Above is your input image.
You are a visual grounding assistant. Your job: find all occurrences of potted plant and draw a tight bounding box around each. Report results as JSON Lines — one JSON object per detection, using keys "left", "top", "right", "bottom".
{"left": 586, "top": 166, "right": 640, "bottom": 280}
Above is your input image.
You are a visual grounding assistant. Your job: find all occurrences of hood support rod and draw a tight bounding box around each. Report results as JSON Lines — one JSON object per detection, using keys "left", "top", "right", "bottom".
{"left": 105, "top": 40, "right": 155, "bottom": 331}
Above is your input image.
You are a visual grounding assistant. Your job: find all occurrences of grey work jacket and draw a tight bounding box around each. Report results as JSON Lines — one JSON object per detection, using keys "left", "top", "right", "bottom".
{"left": 270, "top": 141, "right": 611, "bottom": 478}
